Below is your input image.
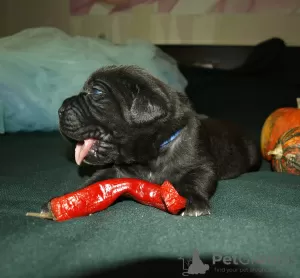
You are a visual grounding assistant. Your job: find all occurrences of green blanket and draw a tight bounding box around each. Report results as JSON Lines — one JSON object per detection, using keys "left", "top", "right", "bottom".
{"left": 0, "top": 132, "right": 299, "bottom": 278}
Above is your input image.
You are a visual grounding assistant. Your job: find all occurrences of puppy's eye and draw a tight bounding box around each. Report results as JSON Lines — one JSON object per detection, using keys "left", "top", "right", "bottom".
{"left": 91, "top": 87, "right": 103, "bottom": 95}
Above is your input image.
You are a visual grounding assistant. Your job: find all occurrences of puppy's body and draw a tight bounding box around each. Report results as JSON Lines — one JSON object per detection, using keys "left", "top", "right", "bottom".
{"left": 58, "top": 65, "right": 261, "bottom": 216}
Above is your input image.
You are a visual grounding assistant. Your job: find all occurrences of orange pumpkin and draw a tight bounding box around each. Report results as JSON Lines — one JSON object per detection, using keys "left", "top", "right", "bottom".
{"left": 268, "top": 126, "right": 300, "bottom": 175}
{"left": 261, "top": 104, "right": 300, "bottom": 161}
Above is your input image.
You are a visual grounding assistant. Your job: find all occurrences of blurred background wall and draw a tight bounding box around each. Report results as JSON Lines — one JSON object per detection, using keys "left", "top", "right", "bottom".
{"left": 1, "top": 0, "right": 299, "bottom": 69}
{"left": 1, "top": 0, "right": 300, "bottom": 46}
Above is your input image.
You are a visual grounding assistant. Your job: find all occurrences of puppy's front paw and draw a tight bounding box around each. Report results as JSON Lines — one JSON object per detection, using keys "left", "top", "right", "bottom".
{"left": 181, "top": 201, "right": 211, "bottom": 217}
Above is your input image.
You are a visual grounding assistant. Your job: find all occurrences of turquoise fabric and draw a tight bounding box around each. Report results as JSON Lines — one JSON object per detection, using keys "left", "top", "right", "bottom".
{"left": 0, "top": 100, "right": 4, "bottom": 133}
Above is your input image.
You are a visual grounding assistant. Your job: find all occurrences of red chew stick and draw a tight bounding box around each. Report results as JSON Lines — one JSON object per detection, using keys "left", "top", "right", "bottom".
{"left": 160, "top": 181, "right": 187, "bottom": 214}
{"left": 26, "top": 178, "right": 187, "bottom": 222}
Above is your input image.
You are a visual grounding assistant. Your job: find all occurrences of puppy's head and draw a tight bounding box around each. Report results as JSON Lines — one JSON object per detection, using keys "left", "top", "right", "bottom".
{"left": 58, "top": 65, "right": 191, "bottom": 166}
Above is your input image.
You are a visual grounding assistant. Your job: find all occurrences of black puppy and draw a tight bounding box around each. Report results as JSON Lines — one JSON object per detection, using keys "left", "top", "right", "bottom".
{"left": 58, "top": 65, "right": 261, "bottom": 216}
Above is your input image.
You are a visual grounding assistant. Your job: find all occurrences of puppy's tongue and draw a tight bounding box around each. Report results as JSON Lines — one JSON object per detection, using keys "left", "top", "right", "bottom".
{"left": 75, "top": 139, "right": 96, "bottom": 165}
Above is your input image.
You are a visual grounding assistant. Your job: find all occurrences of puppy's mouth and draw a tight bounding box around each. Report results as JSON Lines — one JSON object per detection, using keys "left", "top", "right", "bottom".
{"left": 74, "top": 138, "right": 98, "bottom": 166}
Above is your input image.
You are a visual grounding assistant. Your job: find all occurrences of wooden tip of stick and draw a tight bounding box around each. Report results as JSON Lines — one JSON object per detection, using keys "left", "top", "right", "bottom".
{"left": 26, "top": 212, "right": 54, "bottom": 220}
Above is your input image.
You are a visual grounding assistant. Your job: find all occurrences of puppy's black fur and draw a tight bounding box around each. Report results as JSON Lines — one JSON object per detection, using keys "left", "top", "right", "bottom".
{"left": 58, "top": 65, "right": 261, "bottom": 216}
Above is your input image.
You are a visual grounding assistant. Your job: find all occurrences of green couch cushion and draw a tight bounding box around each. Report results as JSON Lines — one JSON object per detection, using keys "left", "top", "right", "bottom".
{"left": 0, "top": 132, "right": 299, "bottom": 278}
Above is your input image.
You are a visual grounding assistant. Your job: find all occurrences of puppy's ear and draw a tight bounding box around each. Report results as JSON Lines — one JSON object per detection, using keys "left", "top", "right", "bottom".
{"left": 129, "top": 92, "right": 167, "bottom": 125}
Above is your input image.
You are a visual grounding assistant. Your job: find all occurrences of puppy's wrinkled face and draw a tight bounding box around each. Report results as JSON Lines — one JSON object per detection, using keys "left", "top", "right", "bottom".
{"left": 58, "top": 65, "right": 182, "bottom": 166}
